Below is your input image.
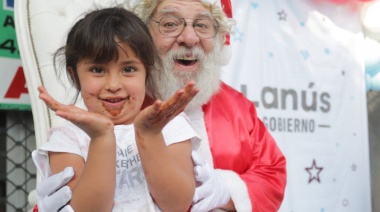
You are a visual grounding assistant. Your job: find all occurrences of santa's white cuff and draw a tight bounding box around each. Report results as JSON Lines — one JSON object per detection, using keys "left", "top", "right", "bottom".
{"left": 215, "top": 169, "right": 252, "bottom": 211}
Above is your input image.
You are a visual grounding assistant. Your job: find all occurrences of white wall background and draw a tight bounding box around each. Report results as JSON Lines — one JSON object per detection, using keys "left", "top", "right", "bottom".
{"left": 221, "top": 0, "right": 372, "bottom": 211}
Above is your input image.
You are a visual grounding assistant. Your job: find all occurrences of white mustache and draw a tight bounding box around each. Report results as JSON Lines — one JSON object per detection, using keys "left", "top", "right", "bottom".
{"left": 168, "top": 47, "right": 205, "bottom": 61}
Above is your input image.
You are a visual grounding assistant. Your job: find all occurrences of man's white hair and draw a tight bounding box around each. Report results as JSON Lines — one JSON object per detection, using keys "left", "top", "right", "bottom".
{"left": 124, "top": 0, "right": 235, "bottom": 40}
{"left": 123, "top": 0, "right": 234, "bottom": 106}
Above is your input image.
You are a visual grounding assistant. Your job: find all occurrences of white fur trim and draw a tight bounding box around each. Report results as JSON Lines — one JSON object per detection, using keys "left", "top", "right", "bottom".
{"left": 185, "top": 108, "right": 252, "bottom": 211}
{"left": 361, "top": 1, "right": 380, "bottom": 41}
{"left": 185, "top": 107, "right": 214, "bottom": 166}
{"left": 215, "top": 169, "right": 252, "bottom": 212}
{"left": 28, "top": 190, "right": 37, "bottom": 207}
{"left": 220, "top": 44, "right": 232, "bottom": 66}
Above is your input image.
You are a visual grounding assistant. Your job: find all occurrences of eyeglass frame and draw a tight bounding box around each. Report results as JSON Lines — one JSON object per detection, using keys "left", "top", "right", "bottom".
{"left": 150, "top": 16, "right": 220, "bottom": 39}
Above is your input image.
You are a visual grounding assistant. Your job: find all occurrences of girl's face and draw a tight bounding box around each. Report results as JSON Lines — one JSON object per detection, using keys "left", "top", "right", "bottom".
{"left": 75, "top": 43, "right": 147, "bottom": 125}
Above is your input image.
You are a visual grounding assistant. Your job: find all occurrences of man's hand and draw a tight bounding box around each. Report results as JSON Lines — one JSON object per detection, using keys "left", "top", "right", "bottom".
{"left": 191, "top": 151, "right": 231, "bottom": 212}
{"left": 35, "top": 167, "right": 74, "bottom": 212}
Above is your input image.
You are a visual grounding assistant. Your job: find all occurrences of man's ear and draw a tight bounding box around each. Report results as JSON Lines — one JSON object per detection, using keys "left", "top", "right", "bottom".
{"left": 224, "top": 32, "right": 230, "bottom": 45}
{"left": 219, "top": 33, "right": 231, "bottom": 66}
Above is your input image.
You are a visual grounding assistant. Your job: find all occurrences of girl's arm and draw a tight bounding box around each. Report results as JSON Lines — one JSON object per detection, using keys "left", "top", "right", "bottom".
{"left": 134, "top": 81, "right": 198, "bottom": 211}
{"left": 136, "top": 134, "right": 194, "bottom": 212}
{"left": 39, "top": 86, "right": 116, "bottom": 212}
{"left": 49, "top": 133, "right": 116, "bottom": 212}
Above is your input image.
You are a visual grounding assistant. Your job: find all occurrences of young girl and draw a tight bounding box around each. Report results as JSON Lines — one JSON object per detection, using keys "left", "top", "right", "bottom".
{"left": 33, "top": 7, "right": 199, "bottom": 212}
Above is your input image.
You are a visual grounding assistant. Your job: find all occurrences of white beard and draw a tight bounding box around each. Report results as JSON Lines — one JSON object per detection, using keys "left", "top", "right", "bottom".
{"left": 157, "top": 42, "right": 223, "bottom": 110}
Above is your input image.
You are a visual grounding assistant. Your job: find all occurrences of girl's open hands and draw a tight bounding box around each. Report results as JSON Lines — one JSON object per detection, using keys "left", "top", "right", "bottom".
{"left": 39, "top": 80, "right": 198, "bottom": 138}
{"left": 134, "top": 81, "right": 199, "bottom": 135}
{"left": 38, "top": 86, "right": 114, "bottom": 138}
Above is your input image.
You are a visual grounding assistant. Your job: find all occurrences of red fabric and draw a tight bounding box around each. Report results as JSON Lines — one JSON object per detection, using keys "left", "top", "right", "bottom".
{"left": 141, "top": 94, "right": 155, "bottom": 110}
{"left": 220, "top": 0, "right": 232, "bottom": 18}
{"left": 220, "top": 0, "right": 232, "bottom": 45}
{"left": 33, "top": 205, "right": 38, "bottom": 212}
{"left": 326, "top": 0, "right": 373, "bottom": 4}
{"left": 202, "top": 82, "right": 287, "bottom": 212}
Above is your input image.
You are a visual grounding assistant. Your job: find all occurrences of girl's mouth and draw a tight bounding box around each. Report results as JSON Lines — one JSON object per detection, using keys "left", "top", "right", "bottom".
{"left": 103, "top": 97, "right": 129, "bottom": 103}
{"left": 101, "top": 97, "right": 129, "bottom": 116}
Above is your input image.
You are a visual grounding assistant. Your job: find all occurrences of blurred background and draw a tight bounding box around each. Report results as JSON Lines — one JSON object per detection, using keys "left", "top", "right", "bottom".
{"left": 221, "top": 0, "right": 380, "bottom": 211}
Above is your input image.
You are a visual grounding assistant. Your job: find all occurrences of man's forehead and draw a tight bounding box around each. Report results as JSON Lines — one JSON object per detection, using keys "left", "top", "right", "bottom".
{"left": 156, "top": 0, "right": 214, "bottom": 17}
{"left": 158, "top": 0, "right": 220, "bottom": 4}
{"left": 158, "top": 0, "right": 203, "bottom": 2}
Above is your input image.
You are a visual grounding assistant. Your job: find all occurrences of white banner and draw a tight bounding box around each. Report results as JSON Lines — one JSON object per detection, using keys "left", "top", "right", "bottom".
{"left": 222, "top": 0, "right": 371, "bottom": 211}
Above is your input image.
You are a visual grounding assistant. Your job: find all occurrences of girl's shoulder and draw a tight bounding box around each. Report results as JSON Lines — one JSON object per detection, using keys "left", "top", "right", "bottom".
{"left": 47, "top": 123, "right": 88, "bottom": 142}
{"left": 168, "top": 112, "right": 192, "bottom": 126}
{"left": 162, "top": 112, "right": 200, "bottom": 146}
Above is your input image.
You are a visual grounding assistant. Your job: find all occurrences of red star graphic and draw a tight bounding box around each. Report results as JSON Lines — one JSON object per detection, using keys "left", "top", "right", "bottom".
{"left": 305, "top": 159, "right": 323, "bottom": 183}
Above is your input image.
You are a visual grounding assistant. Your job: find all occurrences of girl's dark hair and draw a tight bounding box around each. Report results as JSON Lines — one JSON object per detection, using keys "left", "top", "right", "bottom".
{"left": 54, "top": 7, "right": 162, "bottom": 102}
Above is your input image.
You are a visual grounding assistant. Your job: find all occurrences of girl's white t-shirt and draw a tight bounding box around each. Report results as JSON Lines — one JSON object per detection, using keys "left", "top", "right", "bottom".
{"left": 34, "top": 112, "right": 200, "bottom": 211}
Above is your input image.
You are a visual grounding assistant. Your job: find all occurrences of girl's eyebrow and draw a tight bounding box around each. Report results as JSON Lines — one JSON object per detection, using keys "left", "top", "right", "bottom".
{"left": 79, "top": 59, "right": 95, "bottom": 65}
{"left": 119, "top": 57, "right": 144, "bottom": 65}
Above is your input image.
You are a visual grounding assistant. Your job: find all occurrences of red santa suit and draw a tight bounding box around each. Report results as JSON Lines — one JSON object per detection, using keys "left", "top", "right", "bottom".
{"left": 185, "top": 82, "right": 286, "bottom": 212}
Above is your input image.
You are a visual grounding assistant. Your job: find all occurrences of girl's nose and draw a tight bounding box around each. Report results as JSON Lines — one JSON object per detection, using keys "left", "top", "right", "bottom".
{"left": 105, "top": 74, "right": 121, "bottom": 92}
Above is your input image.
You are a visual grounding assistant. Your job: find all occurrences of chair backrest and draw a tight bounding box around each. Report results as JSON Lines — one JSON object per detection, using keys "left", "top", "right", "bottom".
{"left": 15, "top": 0, "right": 124, "bottom": 149}
{"left": 14, "top": 0, "right": 124, "bottom": 206}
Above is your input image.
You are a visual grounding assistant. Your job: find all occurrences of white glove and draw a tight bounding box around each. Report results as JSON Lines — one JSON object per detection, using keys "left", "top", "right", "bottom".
{"left": 191, "top": 151, "right": 231, "bottom": 212}
{"left": 36, "top": 167, "right": 75, "bottom": 212}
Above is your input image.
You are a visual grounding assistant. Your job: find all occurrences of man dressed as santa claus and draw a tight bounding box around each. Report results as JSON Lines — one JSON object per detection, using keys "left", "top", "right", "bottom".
{"left": 33, "top": 0, "right": 286, "bottom": 211}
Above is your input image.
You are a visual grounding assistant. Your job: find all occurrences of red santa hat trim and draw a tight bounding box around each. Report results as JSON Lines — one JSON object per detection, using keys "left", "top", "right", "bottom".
{"left": 203, "top": 0, "right": 233, "bottom": 45}
{"left": 203, "top": 0, "right": 232, "bottom": 17}
{"left": 220, "top": 0, "right": 232, "bottom": 18}
{"left": 221, "top": 0, "right": 232, "bottom": 45}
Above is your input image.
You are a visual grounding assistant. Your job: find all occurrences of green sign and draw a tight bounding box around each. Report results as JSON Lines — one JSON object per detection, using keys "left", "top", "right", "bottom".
{"left": 0, "top": 103, "right": 31, "bottom": 110}
{"left": 0, "top": 0, "right": 19, "bottom": 59}
{"left": 0, "top": 0, "right": 31, "bottom": 111}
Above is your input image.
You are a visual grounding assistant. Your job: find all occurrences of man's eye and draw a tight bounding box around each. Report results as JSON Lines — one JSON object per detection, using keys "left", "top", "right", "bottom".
{"left": 161, "top": 17, "right": 181, "bottom": 28}
{"left": 195, "top": 23, "right": 207, "bottom": 29}
{"left": 90, "top": 67, "right": 104, "bottom": 73}
{"left": 194, "top": 20, "right": 212, "bottom": 29}
{"left": 163, "top": 21, "right": 178, "bottom": 28}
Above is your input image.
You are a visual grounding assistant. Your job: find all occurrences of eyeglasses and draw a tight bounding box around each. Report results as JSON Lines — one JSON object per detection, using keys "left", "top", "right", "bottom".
{"left": 150, "top": 17, "right": 219, "bottom": 39}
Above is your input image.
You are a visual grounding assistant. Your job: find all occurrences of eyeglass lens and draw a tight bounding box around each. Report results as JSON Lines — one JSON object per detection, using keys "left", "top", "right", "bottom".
{"left": 158, "top": 17, "right": 217, "bottom": 38}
